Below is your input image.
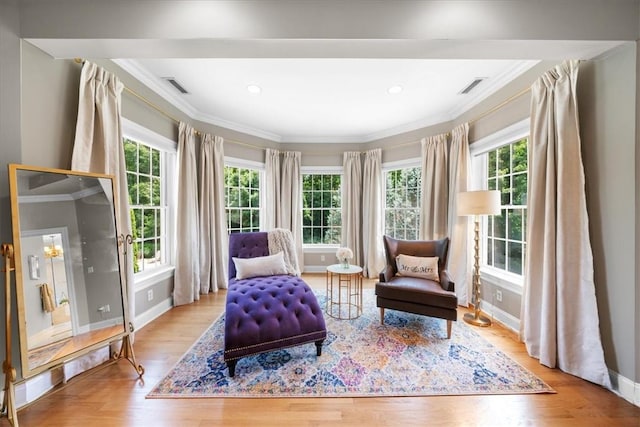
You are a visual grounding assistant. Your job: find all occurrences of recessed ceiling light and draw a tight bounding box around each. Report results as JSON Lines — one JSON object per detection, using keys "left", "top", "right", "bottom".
{"left": 388, "top": 85, "right": 403, "bottom": 95}
{"left": 247, "top": 84, "right": 262, "bottom": 94}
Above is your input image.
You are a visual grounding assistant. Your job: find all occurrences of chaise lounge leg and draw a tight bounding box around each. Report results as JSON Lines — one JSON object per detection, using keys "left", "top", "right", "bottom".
{"left": 315, "top": 340, "right": 324, "bottom": 356}
{"left": 446, "top": 320, "right": 452, "bottom": 339}
{"left": 379, "top": 307, "right": 385, "bottom": 325}
{"left": 227, "top": 360, "right": 237, "bottom": 377}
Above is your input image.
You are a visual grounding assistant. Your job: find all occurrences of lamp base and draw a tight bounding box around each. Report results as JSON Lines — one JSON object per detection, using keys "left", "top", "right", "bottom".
{"left": 463, "top": 312, "right": 492, "bottom": 327}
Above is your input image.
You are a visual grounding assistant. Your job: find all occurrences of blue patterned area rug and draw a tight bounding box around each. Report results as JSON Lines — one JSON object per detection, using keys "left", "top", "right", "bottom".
{"left": 147, "top": 290, "right": 554, "bottom": 398}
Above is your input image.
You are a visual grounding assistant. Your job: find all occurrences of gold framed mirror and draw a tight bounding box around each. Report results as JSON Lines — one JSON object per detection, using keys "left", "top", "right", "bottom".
{"left": 8, "top": 164, "right": 130, "bottom": 378}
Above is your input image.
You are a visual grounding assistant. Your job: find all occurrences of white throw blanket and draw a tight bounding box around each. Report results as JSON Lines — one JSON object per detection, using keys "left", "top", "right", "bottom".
{"left": 268, "top": 228, "right": 300, "bottom": 276}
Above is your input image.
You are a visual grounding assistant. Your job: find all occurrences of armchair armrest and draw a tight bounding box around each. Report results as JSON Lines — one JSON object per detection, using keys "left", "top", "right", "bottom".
{"left": 379, "top": 266, "right": 394, "bottom": 283}
{"left": 439, "top": 270, "right": 455, "bottom": 292}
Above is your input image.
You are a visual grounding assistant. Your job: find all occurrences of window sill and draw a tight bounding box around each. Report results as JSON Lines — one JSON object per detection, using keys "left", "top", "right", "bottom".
{"left": 303, "top": 245, "right": 340, "bottom": 253}
{"left": 134, "top": 265, "right": 175, "bottom": 291}
{"left": 479, "top": 266, "right": 523, "bottom": 294}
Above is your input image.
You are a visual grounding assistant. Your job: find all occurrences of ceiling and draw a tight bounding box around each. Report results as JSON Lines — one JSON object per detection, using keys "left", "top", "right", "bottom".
{"left": 22, "top": 1, "right": 631, "bottom": 144}
{"left": 114, "top": 57, "right": 538, "bottom": 143}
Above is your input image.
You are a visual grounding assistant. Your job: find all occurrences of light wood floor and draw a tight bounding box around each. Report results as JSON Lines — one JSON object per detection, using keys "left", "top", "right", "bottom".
{"left": 5, "top": 274, "right": 639, "bottom": 426}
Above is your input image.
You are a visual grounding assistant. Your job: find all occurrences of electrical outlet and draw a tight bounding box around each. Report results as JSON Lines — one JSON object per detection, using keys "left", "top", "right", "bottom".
{"left": 147, "top": 289, "right": 154, "bottom": 302}
{"left": 88, "top": 266, "right": 94, "bottom": 273}
{"left": 320, "top": 255, "right": 325, "bottom": 262}
{"left": 496, "top": 290, "right": 503, "bottom": 302}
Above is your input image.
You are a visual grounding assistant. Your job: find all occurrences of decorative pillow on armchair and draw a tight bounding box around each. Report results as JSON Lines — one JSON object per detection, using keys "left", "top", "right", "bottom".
{"left": 395, "top": 254, "right": 440, "bottom": 282}
{"left": 233, "top": 251, "right": 288, "bottom": 280}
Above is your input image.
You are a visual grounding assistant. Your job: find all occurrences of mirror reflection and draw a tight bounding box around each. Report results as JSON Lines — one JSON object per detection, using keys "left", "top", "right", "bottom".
{"left": 10, "top": 166, "right": 127, "bottom": 376}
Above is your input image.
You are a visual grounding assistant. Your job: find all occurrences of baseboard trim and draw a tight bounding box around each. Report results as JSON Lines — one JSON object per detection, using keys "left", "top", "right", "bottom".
{"left": 609, "top": 369, "right": 640, "bottom": 407}
{"left": 303, "top": 265, "right": 328, "bottom": 273}
{"left": 479, "top": 300, "right": 520, "bottom": 335}
{"left": 12, "top": 366, "right": 64, "bottom": 409}
{"left": 135, "top": 297, "right": 173, "bottom": 331}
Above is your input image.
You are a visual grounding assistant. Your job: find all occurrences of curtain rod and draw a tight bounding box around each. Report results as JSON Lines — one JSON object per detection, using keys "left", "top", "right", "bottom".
{"left": 468, "top": 86, "right": 531, "bottom": 125}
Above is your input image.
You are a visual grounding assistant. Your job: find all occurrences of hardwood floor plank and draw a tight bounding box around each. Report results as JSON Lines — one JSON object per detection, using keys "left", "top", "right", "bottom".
{"left": 4, "top": 274, "right": 639, "bottom": 426}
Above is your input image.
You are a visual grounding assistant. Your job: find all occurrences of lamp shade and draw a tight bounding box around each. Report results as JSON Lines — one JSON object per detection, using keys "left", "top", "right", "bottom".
{"left": 457, "top": 190, "right": 501, "bottom": 216}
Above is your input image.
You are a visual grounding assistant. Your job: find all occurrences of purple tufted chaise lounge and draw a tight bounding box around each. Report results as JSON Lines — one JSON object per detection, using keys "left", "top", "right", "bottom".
{"left": 224, "top": 232, "right": 327, "bottom": 377}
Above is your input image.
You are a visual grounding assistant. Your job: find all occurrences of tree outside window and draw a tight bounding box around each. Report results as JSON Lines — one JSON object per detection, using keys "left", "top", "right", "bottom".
{"left": 485, "top": 137, "right": 528, "bottom": 275}
{"left": 124, "top": 138, "right": 165, "bottom": 273}
{"left": 302, "top": 174, "right": 341, "bottom": 244}
{"left": 225, "top": 166, "right": 261, "bottom": 233}
{"left": 384, "top": 167, "right": 421, "bottom": 240}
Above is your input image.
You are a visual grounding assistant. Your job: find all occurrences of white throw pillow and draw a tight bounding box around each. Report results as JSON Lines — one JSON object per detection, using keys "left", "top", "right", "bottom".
{"left": 395, "top": 254, "right": 440, "bottom": 282}
{"left": 233, "top": 252, "right": 288, "bottom": 280}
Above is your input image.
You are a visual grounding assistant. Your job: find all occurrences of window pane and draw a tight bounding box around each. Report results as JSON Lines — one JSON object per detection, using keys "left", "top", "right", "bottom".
{"left": 494, "top": 210, "right": 506, "bottom": 239}
{"left": 499, "top": 176, "right": 510, "bottom": 205}
{"left": 152, "top": 149, "right": 160, "bottom": 177}
{"left": 508, "top": 209, "right": 523, "bottom": 241}
{"left": 488, "top": 150, "right": 496, "bottom": 178}
{"left": 494, "top": 239, "right": 506, "bottom": 269}
{"left": 250, "top": 189, "right": 260, "bottom": 208}
{"left": 512, "top": 173, "right": 527, "bottom": 205}
{"left": 228, "top": 188, "right": 240, "bottom": 207}
{"left": 139, "top": 175, "right": 150, "bottom": 205}
{"left": 512, "top": 138, "right": 528, "bottom": 172}
{"left": 124, "top": 140, "right": 138, "bottom": 172}
{"left": 127, "top": 172, "right": 138, "bottom": 204}
{"left": 139, "top": 145, "right": 151, "bottom": 175}
{"left": 151, "top": 177, "right": 161, "bottom": 206}
{"left": 508, "top": 241, "right": 523, "bottom": 275}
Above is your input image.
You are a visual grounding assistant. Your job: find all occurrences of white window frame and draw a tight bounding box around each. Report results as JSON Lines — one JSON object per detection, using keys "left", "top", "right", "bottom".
{"left": 470, "top": 118, "right": 529, "bottom": 292}
{"left": 122, "top": 118, "right": 177, "bottom": 291}
{"left": 224, "top": 156, "right": 265, "bottom": 234}
{"left": 382, "top": 158, "right": 422, "bottom": 241}
{"left": 301, "top": 166, "right": 343, "bottom": 249}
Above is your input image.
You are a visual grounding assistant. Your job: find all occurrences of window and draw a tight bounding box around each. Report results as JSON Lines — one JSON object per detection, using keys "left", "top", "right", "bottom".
{"left": 302, "top": 173, "right": 341, "bottom": 245}
{"left": 124, "top": 138, "right": 168, "bottom": 274}
{"left": 384, "top": 166, "right": 421, "bottom": 240}
{"left": 224, "top": 165, "right": 261, "bottom": 233}
{"left": 485, "top": 138, "right": 528, "bottom": 275}
{"left": 471, "top": 119, "right": 529, "bottom": 280}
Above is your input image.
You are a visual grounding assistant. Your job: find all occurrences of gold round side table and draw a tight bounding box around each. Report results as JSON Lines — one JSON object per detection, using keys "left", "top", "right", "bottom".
{"left": 325, "top": 264, "right": 363, "bottom": 320}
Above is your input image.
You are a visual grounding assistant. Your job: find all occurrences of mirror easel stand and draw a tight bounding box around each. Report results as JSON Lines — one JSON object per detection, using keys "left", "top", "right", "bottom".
{"left": 113, "top": 234, "right": 144, "bottom": 377}
{"left": 1, "top": 243, "right": 18, "bottom": 426}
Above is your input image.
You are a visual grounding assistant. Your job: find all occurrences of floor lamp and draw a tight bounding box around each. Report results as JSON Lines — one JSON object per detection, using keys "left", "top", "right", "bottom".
{"left": 457, "top": 190, "right": 501, "bottom": 327}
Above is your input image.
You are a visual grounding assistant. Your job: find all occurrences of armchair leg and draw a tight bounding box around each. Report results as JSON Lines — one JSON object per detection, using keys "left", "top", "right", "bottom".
{"left": 380, "top": 308, "right": 385, "bottom": 325}
{"left": 446, "top": 320, "right": 452, "bottom": 339}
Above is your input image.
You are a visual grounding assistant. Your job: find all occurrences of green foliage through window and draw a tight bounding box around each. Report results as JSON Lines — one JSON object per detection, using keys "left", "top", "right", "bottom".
{"left": 124, "top": 138, "right": 165, "bottom": 273}
{"left": 384, "top": 167, "right": 421, "bottom": 240}
{"left": 302, "top": 174, "right": 341, "bottom": 244}
{"left": 225, "top": 166, "right": 261, "bottom": 233}
{"left": 485, "top": 137, "right": 528, "bottom": 275}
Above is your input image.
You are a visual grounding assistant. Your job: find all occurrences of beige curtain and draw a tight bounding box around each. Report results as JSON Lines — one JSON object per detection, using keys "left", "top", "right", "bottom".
{"left": 71, "top": 61, "right": 134, "bottom": 335}
{"left": 420, "top": 134, "right": 449, "bottom": 240}
{"left": 362, "top": 148, "right": 384, "bottom": 278}
{"left": 522, "top": 60, "right": 611, "bottom": 388}
{"left": 342, "top": 152, "right": 362, "bottom": 266}
{"left": 173, "top": 122, "right": 200, "bottom": 306}
{"left": 264, "top": 148, "right": 281, "bottom": 231}
{"left": 199, "top": 133, "right": 228, "bottom": 293}
{"left": 280, "top": 152, "right": 304, "bottom": 268}
{"left": 447, "top": 123, "right": 471, "bottom": 306}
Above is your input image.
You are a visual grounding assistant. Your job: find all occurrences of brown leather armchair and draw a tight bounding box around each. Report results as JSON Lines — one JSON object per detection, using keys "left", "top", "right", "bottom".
{"left": 375, "top": 235, "right": 458, "bottom": 338}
